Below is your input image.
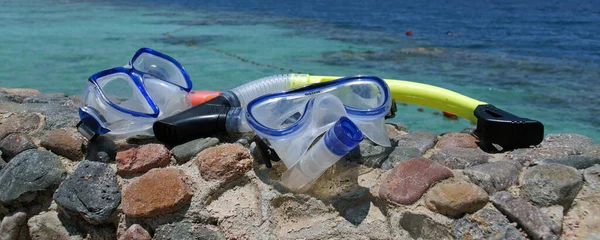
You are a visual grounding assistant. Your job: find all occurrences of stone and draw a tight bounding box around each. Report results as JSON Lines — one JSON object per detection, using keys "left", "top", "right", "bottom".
{"left": 435, "top": 132, "right": 478, "bottom": 149}
{"left": 154, "top": 222, "right": 224, "bottom": 240}
{"left": 27, "top": 211, "right": 84, "bottom": 240}
{"left": 381, "top": 146, "right": 422, "bottom": 169}
{"left": 386, "top": 123, "right": 407, "bottom": 139}
{"left": 491, "top": 191, "right": 560, "bottom": 240}
{"left": 0, "top": 133, "right": 37, "bottom": 159}
{"left": 398, "top": 212, "right": 452, "bottom": 239}
{"left": 196, "top": 143, "right": 252, "bottom": 181}
{"left": 562, "top": 193, "right": 600, "bottom": 239}
{"left": 0, "top": 150, "right": 66, "bottom": 203}
{"left": 430, "top": 147, "right": 491, "bottom": 169}
{"left": 122, "top": 168, "right": 192, "bottom": 217}
{"left": 116, "top": 144, "right": 171, "bottom": 175}
{"left": 541, "top": 134, "right": 596, "bottom": 153}
{"left": 85, "top": 136, "right": 117, "bottom": 163}
{"left": 53, "top": 160, "right": 121, "bottom": 224}
{"left": 464, "top": 161, "right": 521, "bottom": 194}
{"left": 119, "top": 224, "right": 151, "bottom": 240}
{"left": 508, "top": 147, "right": 580, "bottom": 167}
{"left": 424, "top": 182, "right": 489, "bottom": 217}
{"left": 522, "top": 164, "right": 583, "bottom": 208}
{"left": 171, "top": 137, "right": 219, "bottom": 164}
{"left": 536, "top": 155, "right": 600, "bottom": 169}
{"left": 454, "top": 208, "right": 524, "bottom": 240}
{"left": 0, "top": 209, "right": 27, "bottom": 240}
{"left": 0, "top": 88, "right": 41, "bottom": 97}
{"left": 379, "top": 158, "right": 453, "bottom": 205}
{"left": 585, "top": 144, "right": 600, "bottom": 159}
{"left": 346, "top": 140, "right": 393, "bottom": 168}
{"left": 393, "top": 130, "right": 438, "bottom": 154}
{"left": 584, "top": 165, "right": 600, "bottom": 192}
{"left": 540, "top": 205, "right": 564, "bottom": 233}
{"left": 40, "top": 128, "right": 87, "bottom": 161}
{"left": 0, "top": 112, "right": 43, "bottom": 139}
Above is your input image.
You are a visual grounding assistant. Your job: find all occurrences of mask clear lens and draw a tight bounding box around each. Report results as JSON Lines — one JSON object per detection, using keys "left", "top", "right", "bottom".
{"left": 95, "top": 73, "right": 155, "bottom": 115}
{"left": 132, "top": 52, "right": 190, "bottom": 91}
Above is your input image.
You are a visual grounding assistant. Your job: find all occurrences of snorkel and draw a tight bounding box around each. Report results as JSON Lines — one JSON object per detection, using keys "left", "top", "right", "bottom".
{"left": 154, "top": 74, "right": 544, "bottom": 150}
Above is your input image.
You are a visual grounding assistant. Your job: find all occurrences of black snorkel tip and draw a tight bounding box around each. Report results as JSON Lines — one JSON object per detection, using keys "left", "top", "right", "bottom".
{"left": 153, "top": 96, "right": 232, "bottom": 145}
{"left": 474, "top": 104, "right": 544, "bottom": 150}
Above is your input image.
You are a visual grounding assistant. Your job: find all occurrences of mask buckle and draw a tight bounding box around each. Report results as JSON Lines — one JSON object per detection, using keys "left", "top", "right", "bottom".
{"left": 253, "top": 136, "right": 280, "bottom": 168}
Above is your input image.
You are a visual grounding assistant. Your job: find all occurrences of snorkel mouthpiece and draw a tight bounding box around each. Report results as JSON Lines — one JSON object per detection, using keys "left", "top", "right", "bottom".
{"left": 281, "top": 117, "right": 363, "bottom": 192}
{"left": 474, "top": 104, "right": 544, "bottom": 149}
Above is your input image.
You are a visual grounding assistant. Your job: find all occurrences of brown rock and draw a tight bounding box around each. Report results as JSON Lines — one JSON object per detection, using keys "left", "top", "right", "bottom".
{"left": 379, "top": 158, "right": 453, "bottom": 205}
{"left": 436, "top": 132, "right": 478, "bottom": 149}
{"left": 119, "top": 224, "right": 151, "bottom": 240}
{"left": 0, "top": 133, "right": 37, "bottom": 158}
{"left": 116, "top": 144, "right": 171, "bottom": 175}
{"left": 0, "top": 112, "right": 43, "bottom": 139}
{"left": 195, "top": 144, "right": 252, "bottom": 181}
{"left": 122, "top": 168, "right": 192, "bottom": 217}
{"left": 40, "top": 128, "right": 87, "bottom": 161}
{"left": 424, "top": 182, "right": 489, "bottom": 217}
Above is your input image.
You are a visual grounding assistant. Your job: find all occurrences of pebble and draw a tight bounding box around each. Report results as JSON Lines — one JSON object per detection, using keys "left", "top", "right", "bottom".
{"left": 463, "top": 161, "right": 521, "bottom": 194}
{"left": 27, "top": 211, "right": 84, "bottom": 240}
{"left": 541, "top": 134, "right": 596, "bottom": 154}
{"left": 153, "top": 222, "right": 224, "bottom": 240}
{"left": 380, "top": 146, "right": 422, "bottom": 170}
{"left": 53, "top": 160, "right": 121, "bottom": 224}
{"left": 0, "top": 209, "right": 27, "bottom": 240}
{"left": 346, "top": 140, "right": 393, "bottom": 168}
{"left": 521, "top": 164, "right": 583, "bottom": 208}
{"left": 379, "top": 158, "right": 453, "bottom": 205}
{"left": 116, "top": 144, "right": 171, "bottom": 175}
{"left": 0, "top": 133, "right": 37, "bottom": 159}
{"left": 393, "top": 130, "right": 438, "bottom": 154}
{"left": 0, "top": 150, "right": 66, "bottom": 203}
{"left": 430, "top": 147, "right": 491, "bottom": 169}
{"left": 40, "top": 128, "right": 87, "bottom": 161}
{"left": 491, "top": 191, "right": 560, "bottom": 240}
{"left": 540, "top": 205, "right": 564, "bottom": 233}
{"left": 536, "top": 155, "right": 600, "bottom": 169}
{"left": 0, "top": 112, "right": 43, "bottom": 140}
{"left": 583, "top": 165, "right": 600, "bottom": 192}
{"left": 453, "top": 208, "right": 524, "bottom": 240}
{"left": 121, "top": 168, "right": 192, "bottom": 217}
{"left": 119, "top": 224, "right": 151, "bottom": 240}
{"left": 196, "top": 143, "right": 252, "bottom": 181}
{"left": 398, "top": 211, "right": 453, "bottom": 239}
{"left": 435, "top": 132, "right": 478, "bottom": 149}
{"left": 386, "top": 123, "right": 407, "bottom": 139}
{"left": 85, "top": 136, "right": 117, "bottom": 163}
{"left": 171, "top": 137, "right": 219, "bottom": 164}
{"left": 424, "top": 182, "right": 489, "bottom": 217}
{"left": 508, "top": 147, "right": 579, "bottom": 167}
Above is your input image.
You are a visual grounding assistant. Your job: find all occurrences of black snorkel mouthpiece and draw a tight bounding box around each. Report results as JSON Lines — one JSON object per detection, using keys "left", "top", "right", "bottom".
{"left": 153, "top": 95, "right": 233, "bottom": 145}
{"left": 474, "top": 104, "right": 544, "bottom": 150}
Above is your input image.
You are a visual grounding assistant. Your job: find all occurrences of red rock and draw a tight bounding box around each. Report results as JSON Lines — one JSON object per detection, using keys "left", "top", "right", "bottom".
{"left": 436, "top": 132, "right": 478, "bottom": 149}
{"left": 195, "top": 144, "right": 252, "bottom": 181}
{"left": 116, "top": 144, "right": 171, "bottom": 175}
{"left": 40, "top": 128, "right": 87, "bottom": 161}
{"left": 0, "top": 112, "right": 43, "bottom": 139}
{"left": 379, "top": 158, "right": 453, "bottom": 205}
{"left": 119, "top": 224, "right": 151, "bottom": 240}
{"left": 122, "top": 168, "right": 192, "bottom": 217}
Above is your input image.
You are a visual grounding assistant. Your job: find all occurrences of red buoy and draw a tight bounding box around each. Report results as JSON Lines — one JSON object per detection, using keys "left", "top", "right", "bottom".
{"left": 443, "top": 111, "right": 458, "bottom": 119}
{"left": 405, "top": 30, "right": 413, "bottom": 36}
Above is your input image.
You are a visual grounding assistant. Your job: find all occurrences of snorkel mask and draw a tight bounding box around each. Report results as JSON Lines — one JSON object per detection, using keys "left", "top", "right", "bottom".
{"left": 77, "top": 48, "right": 193, "bottom": 140}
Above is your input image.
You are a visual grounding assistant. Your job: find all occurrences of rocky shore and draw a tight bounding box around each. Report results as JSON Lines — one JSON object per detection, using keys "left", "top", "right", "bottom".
{"left": 0, "top": 87, "right": 599, "bottom": 240}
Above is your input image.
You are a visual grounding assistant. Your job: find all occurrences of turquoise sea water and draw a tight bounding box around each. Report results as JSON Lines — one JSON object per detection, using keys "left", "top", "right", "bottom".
{"left": 1, "top": 0, "right": 599, "bottom": 141}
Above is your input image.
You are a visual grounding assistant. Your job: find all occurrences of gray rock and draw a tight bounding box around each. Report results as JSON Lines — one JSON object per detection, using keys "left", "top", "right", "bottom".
{"left": 153, "top": 222, "right": 224, "bottom": 240}
{"left": 522, "top": 164, "right": 583, "bottom": 209}
{"left": 85, "top": 136, "right": 117, "bottom": 163}
{"left": 541, "top": 134, "right": 596, "bottom": 153}
{"left": 453, "top": 208, "right": 524, "bottom": 240}
{"left": 381, "top": 146, "right": 422, "bottom": 169}
{"left": 585, "top": 144, "right": 600, "bottom": 159}
{"left": 540, "top": 205, "right": 564, "bottom": 233}
{"left": 398, "top": 212, "right": 452, "bottom": 239}
{"left": 0, "top": 133, "right": 37, "bottom": 159}
{"left": 491, "top": 191, "right": 560, "bottom": 240}
{"left": 27, "top": 211, "right": 84, "bottom": 240}
{"left": 387, "top": 122, "right": 409, "bottom": 133}
{"left": 0, "top": 149, "right": 66, "bottom": 203}
{"left": 584, "top": 165, "right": 600, "bottom": 192}
{"left": 393, "top": 130, "right": 438, "bottom": 154}
{"left": 536, "top": 155, "right": 600, "bottom": 169}
{"left": 172, "top": 137, "right": 219, "bottom": 164}
{"left": 430, "top": 147, "right": 491, "bottom": 169}
{"left": 53, "top": 160, "right": 120, "bottom": 224}
{"left": 0, "top": 209, "right": 27, "bottom": 240}
{"left": 346, "top": 140, "right": 394, "bottom": 168}
{"left": 508, "top": 147, "right": 579, "bottom": 167}
{"left": 464, "top": 161, "right": 521, "bottom": 194}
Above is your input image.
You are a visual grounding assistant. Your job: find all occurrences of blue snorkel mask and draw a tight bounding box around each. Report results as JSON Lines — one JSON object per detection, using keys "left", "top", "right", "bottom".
{"left": 77, "top": 48, "right": 193, "bottom": 140}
